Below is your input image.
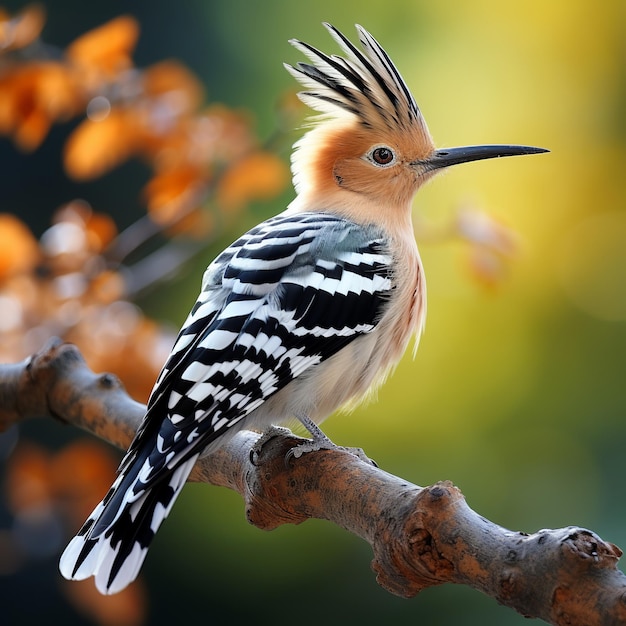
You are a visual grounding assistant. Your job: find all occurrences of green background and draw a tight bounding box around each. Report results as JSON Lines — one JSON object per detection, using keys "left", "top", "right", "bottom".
{"left": 1, "top": 1, "right": 626, "bottom": 624}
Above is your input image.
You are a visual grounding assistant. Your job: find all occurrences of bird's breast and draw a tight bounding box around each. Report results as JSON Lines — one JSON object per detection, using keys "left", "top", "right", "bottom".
{"left": 304, "top": 233, "right": 425, "bottom": 420}
{"left": 367, "top": 235, "right": 426, "bottom": 384}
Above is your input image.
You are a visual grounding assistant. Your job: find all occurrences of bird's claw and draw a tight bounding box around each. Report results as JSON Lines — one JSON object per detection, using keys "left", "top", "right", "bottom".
{"left": 250, "top": 425, "right": 293, "bottom": 465}
{"left": 285, "top": 440, "right": 377, "bottom": 467}
{"left": 250, "top": 418, "right": 377, "bottom": 468}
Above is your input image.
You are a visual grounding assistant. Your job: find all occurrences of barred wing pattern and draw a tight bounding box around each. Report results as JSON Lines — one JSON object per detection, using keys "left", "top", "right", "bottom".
{"left": 60, "top": 211, "right": 394, "bottom": 594}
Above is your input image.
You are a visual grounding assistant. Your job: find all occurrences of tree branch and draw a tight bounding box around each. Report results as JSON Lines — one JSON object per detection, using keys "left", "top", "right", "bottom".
{"left": 2, "top": 339, "right": 625, "bottom": 625}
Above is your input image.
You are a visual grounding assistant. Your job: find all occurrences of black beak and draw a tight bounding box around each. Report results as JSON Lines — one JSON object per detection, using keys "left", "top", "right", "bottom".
{"left": 420, "top": 144, "right": 548, "bottom": 171}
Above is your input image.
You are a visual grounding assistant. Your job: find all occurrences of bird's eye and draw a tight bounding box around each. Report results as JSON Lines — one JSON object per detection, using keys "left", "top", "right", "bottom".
{"left": 369, "top": 146, "right": 396, "bottom": 167}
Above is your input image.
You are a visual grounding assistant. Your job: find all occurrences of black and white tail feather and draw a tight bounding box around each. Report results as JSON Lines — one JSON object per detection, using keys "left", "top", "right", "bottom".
{"left": 59, "top": 211, "right": 395, "bottom": 593}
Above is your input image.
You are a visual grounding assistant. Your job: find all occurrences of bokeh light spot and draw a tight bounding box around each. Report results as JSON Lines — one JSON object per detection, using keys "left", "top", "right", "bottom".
{"left": 86, "top": 95, "right": 111, "bottom": 122}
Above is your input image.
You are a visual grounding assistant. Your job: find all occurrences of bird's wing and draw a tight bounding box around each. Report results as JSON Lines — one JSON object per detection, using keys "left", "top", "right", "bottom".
{"left": 120, "top": 212, "right": 394, "bottom": 489}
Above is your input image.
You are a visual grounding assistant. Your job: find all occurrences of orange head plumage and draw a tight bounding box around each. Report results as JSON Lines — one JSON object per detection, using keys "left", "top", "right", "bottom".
{"left": 285, "top": 23, "right": 547, "bottom": 224}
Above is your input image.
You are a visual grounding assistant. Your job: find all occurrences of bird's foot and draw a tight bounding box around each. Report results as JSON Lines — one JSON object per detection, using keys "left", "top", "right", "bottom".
{"left": 286, "top": 415, "right": 376, "bottom": 466}
{"left": 250, "top": 425, "right": 293, "bottom": 465}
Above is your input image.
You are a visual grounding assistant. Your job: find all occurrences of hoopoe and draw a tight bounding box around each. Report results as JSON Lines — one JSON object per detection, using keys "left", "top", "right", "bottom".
{"left": 59, "top": 23, "right": 547, "bottom": 594}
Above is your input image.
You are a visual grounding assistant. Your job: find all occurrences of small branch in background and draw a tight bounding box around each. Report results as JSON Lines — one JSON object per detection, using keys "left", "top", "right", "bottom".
{"left": 121, "top": 239, "right": 205, "bottom": 299}
{"left": 104, "top": 214, "right": 166, "bottom": 265}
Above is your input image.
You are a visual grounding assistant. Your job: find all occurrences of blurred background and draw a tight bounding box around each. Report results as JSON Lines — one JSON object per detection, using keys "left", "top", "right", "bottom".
{"left": 0, "top": 1, "right": 625, "bottom": 624}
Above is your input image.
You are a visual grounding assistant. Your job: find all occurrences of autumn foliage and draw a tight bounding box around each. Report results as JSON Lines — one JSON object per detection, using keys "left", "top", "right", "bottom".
{"left": 0, "top": 6, "right": 290, "bottom": 623}
{"left": 0, "top": 5, "right": 290, "bottom": 397}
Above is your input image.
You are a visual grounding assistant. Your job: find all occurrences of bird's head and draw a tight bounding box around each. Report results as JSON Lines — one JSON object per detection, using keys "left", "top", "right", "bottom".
{"left": 286, "top": 24, "right": 547, "bottom": 223}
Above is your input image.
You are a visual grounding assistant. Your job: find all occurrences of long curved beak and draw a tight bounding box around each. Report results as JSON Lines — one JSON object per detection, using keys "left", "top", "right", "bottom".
{"left": 419, "top": 144, "right": 549, "bottom": 171}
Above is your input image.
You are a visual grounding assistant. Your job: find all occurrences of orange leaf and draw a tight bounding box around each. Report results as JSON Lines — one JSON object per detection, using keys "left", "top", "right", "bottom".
{"left": 455, "top": 208, "right": 520, "bottom": 257}
{"left": 64, "top": 108, "right": 141, "bottom": 180}
{"left": 13, "top": 106, "right": 50, "bottom": 151}
{"left": 89, "top": 270, "right": 126, "bottom": 304}
{"left": 4, "top": 443, "right": 52, "bottom": 513}
{"left": 201, "top": 104, "right": 256, "bottom": 162}
{"left": 144, "top": 165, "right": 206, "bottom": 226}
{"left": 51, "top": 440, "right": 117, "bottom": 502}
{"left": 0, "top": 62, "right": 80, "bottom": 151}
{"left": 50, "top": 440, "right": 118, "bottom": 526}
{"left": 51, "top": 201, "right": 118, "bottom": 251}
{"left": 0, "top": 213, "right": 39, "bottom": 279}
{"left": 85, "top": 212, "right": 118, "bottom": 251}
{"left": 463, "top": 247, "right": 506, "bottom": 291}
{"left": 34, "top": 62, "right": 82, "bottom": 120}
{"left": 140, "top": 106, "right": 256, "bottom": 171}
{"left": 142, "top": 60, "right": 204, "bottom": 114}
{"left": 0, "top": 3, "right": 46, "bottom": 51}
{"left": 71, "top": 312, "right": 169, "bottom": 403}
{"left": 62, "top": 578, "right": 147, "bottom": 626}
{"left": 217, "top": 151, "right": 289, "bottom": 212}
{"left": 66, "top": 15, "right": 139, "bottom": 77}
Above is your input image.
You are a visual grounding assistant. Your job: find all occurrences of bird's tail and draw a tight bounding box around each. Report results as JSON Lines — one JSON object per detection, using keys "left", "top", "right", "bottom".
{"left": 59, "top": 453, "right": 199, "bottom": 595}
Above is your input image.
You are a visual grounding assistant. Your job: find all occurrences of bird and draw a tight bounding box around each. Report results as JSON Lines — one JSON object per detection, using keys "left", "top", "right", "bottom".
{"left": 59, "top": 22, "right": 547, "bottom": 594}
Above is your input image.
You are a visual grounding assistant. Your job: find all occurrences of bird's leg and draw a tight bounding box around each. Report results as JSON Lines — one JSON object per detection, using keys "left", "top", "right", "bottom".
{"left": 290, "top": 415, "right": 336, "bottom": 457}
{"left": 287, "top": 414, "right": 376, "bottom": 466}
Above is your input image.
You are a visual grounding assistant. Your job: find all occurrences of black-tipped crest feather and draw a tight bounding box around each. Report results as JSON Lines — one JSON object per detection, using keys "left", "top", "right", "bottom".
{"left": 287, "top": 23, "right": 428, "bottom": 133}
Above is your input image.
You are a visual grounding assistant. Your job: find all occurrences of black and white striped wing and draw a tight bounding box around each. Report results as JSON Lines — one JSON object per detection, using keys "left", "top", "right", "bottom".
{"left": 123, "top": 212, "right": 393, "bottom": 487}
{"left": 60, "top": 211, "right": 395, "bottom": 593}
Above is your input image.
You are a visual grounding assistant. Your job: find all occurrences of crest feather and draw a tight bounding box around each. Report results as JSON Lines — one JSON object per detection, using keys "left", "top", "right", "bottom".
{"left": 286, "top": 23, "right": 427, "bottom": 133}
